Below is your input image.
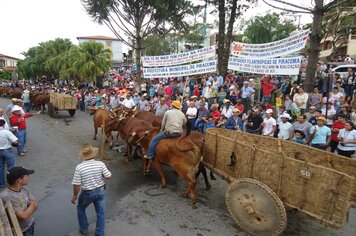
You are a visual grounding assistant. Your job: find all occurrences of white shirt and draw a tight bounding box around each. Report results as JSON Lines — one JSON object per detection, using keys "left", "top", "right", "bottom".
{"left": 186, "top": 107, "right": 197, "bottom": 119}
{"left": 0, "top": 116, "right": 9, "bottom": 131}
{"left": 262, "top": 117, "right": 276, "bottom": 136}
{"left": 321, "top": 108, "right": 336, "bottom": 125}
{"left": 278, "top": 122, "right": 293, "bottom": 140}
{"left": 122, "top": 98, "right": 135, "bottom": 109}
{"left": 221, "top": 107, "right": 233, "bottom": 118}
{"left": 337, "top": 129, "right": 356, "bottom": 151}
{"left": 0, "top": 129, "right": 18, "bottom": 149}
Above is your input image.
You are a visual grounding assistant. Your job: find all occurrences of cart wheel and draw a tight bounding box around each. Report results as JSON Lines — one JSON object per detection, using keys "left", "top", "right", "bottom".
{"left": 225, "top": 178, "right": 287, "bottom": 236}
{"left": 68, "top": 109, "right": 76, "bottom": 117}
{"left": 48, "top": 103, "right": 54, "bottom": 118}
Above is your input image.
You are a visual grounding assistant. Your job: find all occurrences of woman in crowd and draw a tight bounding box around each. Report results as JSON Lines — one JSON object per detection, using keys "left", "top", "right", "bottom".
{"left": 337, "top": 121, "right": 356, "bottom": 157}
{"left": 308, "top": 87, "right": 322, "bottom": 110}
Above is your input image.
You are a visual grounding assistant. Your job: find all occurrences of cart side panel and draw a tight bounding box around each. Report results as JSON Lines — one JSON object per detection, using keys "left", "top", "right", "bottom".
{"left": 49, "top": 93, "right": 77, "bottom": 110}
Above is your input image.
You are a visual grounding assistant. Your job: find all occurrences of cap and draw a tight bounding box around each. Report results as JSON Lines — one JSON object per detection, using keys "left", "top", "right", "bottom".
{"left": 7, "top": 167, "right": 35, "bottom": 184}
{"left": 11, "top": 105, "right": 22, "bottom": 113}
{"left": 233, "top": 108, "right": 240, "bottom": 113}
{"left": 266, "top": 109, "right": 273, "bottom": 114}
{"left": 310, "top": 106, "right": 316, "bottom": 110}
{"left": 281, "top": 113, "right": 291, "bottom": 119}
{"left": 11, "top": 98, "right": 17, "bottom": 102}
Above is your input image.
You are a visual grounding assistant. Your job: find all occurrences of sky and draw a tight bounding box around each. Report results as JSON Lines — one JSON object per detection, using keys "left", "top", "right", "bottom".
{"left": 0, "top": 0, "right": 312, "bottom": 59}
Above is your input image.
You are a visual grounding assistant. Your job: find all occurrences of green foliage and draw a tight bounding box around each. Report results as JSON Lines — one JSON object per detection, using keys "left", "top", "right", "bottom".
{"left": 243, "top": 13, "right": 297, "bottom": 44}
{"left": 142, "top": 35, "right": 176, "bottom": 55}
{"left": 0, "top": 70, "right": 12, "bottom": 80}
{"left": 17, "top": 39, "right": 111, "bottom": 81}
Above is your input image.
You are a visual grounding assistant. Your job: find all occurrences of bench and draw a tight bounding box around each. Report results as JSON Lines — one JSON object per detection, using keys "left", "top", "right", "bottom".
{"left": 0, "top": 201, "right": 22, "bottom": 236}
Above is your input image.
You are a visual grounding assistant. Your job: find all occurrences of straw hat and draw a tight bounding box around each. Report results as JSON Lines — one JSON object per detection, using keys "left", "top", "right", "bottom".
{"left": 23, "top": 90, "right": 29, "bottom": 94}
{"left": 316, "top": 116, "right": 327, "bottom": 125}
{"left": 79, "top": 144, "right": 98, "bottom": 160}
{"left": 233, "top": 108, "right": 240, "bottom": 113}
{"left": 11, "top": 105, "right": 22, "bottom": 113}
{"left": 171, "top": 100, "right": 182, "bottom": 109}
{"left": 223, "top": 99, "right": 231, "bottom": 104}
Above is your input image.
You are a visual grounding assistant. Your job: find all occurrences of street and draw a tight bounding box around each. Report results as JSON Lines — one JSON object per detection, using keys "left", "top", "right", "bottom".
{"left": 1, "top": 97, "right": 354, "bottom": 236}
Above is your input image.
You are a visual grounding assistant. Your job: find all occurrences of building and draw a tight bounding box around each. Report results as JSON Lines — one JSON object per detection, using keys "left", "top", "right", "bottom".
{"left": 319, "top": 32, "right": 356, "bottom": 60}
{"left": 76, "top": 35, "right": 123, "bottom": 67}
{"left": 0, "top": 53, "right": 21, "bottom": 71}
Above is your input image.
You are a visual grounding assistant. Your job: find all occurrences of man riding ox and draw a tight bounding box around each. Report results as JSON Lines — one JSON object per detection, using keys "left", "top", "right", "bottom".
{"left": 144, "top": 100, "right": 186, "bottom": 161}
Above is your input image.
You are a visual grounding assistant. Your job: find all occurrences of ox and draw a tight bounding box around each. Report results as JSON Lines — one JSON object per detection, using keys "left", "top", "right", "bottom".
{"left": 31, "top": 93, "right": 49, "bottom": 112}
{"left": 130, "top": 127, "right": 204, "bottom": 207}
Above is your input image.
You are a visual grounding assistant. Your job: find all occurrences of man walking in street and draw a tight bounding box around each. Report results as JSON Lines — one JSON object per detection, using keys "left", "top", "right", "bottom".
{"left": 0, "top": 120, "right": 19, "bottom": 188}
{"left": 0, "top": 166, "right": 37, "bottom": 235}
{"left": 71, "top": 144, "right": 112, "bottom": 236}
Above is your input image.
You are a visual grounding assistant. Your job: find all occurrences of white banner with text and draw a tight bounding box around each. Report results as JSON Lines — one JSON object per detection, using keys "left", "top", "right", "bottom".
{"left": 228, "top": 56, "right": 301, "bottom": 75}
{"left": 230, "top": 30, "right": 309, "bottom": 59}
{"left": 142, "top": 46, "right": 216, "bottom": 67}
{"left": 143, "top": 60, "right": 217, "bottom": 78}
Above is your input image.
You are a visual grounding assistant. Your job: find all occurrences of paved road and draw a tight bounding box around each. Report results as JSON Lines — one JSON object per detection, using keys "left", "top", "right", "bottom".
{"left": 1, "top": 97, "right": 355, "bottom": 236}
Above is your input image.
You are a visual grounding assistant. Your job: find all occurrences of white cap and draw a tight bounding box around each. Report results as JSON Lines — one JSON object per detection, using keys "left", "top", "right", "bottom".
{"left": 281, "top": 113, "right": 291, "bottom": 119}
{"left": 266, "top": 109, "right": 273, "bottom": 114}
{"left": 11, "top": 105, "right": 22, "bottom": 113}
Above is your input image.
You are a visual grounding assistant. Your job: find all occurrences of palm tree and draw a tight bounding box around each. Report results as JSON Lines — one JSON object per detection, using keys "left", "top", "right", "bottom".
{"left": 70, "top": 41, "right": 112, "bottom": 81}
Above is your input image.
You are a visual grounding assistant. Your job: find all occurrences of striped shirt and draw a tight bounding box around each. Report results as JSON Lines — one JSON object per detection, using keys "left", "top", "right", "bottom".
{"left": 72, "top": 159, "right": 111, "bottom": 191}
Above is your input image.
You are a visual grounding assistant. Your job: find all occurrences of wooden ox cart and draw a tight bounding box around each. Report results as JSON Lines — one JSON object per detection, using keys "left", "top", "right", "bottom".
{"left": 203, "top": 128, "right": 356, "bottom": 236}
{"left": 48, "top": 93, "right": 77, "bottom": 117}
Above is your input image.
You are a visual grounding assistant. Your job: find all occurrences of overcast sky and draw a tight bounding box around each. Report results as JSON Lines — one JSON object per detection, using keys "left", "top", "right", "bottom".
{"left": 0, "top": 0, "right": 312, "bottom": 59}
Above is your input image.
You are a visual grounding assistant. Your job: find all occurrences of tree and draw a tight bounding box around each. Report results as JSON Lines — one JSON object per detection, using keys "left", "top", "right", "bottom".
{"left": 243, "top": 13, "right": 297, "bottom": 43}
{"left": 81, "top": 0, "right": 191, "bottom": 89}
{"left": 263, "top": 0, "right": 351, "bottom": 93}
{"left": 0, "top": 70, "right": 12, "bottom": 80}
{"left": 142, "top": 35, "right": 176, "bottom": 56}
{"left": 211, "top": 0, "right": 257, "bottom": 77}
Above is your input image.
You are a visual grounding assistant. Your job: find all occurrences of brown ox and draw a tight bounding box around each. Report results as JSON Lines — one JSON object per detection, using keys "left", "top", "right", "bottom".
{"left": 132, "top": 111, "right": 162, "bottom": 128}
{"left": 92, "top": 108, "right": 117, "bottom": 141}
{"left": 9, "top": 89, "right": 23, "bottom": 99}
{"left": 107, "top": 115, "right": 153, "bottom": 160}
{"left": 131, "top": 127, "right": 204, "bottom": 207}
{"left": 31, "top": 93, "right": 49, "bottom": 112}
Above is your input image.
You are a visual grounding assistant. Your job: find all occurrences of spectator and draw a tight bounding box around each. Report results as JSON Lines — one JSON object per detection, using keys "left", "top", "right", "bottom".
{"left": 290, "top": 115, "right": 312, "bottom": 141}
{"left": 321, "top": 103, "right": 336, "bottom": 127}
{"left": 337, "top": 121, "right": 356, "bottom": 157}
{"left": 308, "top": 116, "right": 331, "bottom": 150}
{"left": 196, "top": 101, "right": 209, "bottom": 134}
{"left": 0, "top": 167, "right": 37, "bottom": 235}
{"left": 293, "top": 130, "right": 306, "bottom": 144}
{"left": 261, "top": 80, "right": 275, "bottom": 103}
{"left": 206, "top": 116, "right": 216, "bottom": 129}
{"left": 216, "top": 115, "right": 227, "bottom": 128}
{"left": 305, "top": 106, "right": 317, "bottom": 121}
{"left": 154, "top": 97, "right": 169, "bottom": 117}
{"left": 277, "top": 113, "right": 293, "bottom": 140}
{"left": 122, "top": 95, "right": 135, "bottom": 109}
{"left": 246, "top": 108, "right": 263, "bottom": 134}
{"left": 329, "top": 114, "right": 346, "bottom": 153}
{"left": 261, "top": 109, "right": 276, "bottom": 137}
{"left": 71, "top": 144, "right": 112, "bottom": 236}
{"left": 344, "top": 68, "right": 355, "bottom": 98}
{"left": 226, "top": 108, "right": 243, "bottom": 130}
{"left": 241, "top": 81, "right": 255, "bottom": 112}
{"left": 210, "top": 105, "right": 221, "bottom": 124}
{"left": 186, "top": 101, "right": 197, "bottom": 130}
{"left": 21, "top": 90, "right": 31, "bottom": 112}
{"left": 293, "top": 87, "right": 308, "bottom": 114}
{"left": 221, "top": 99, "right": 233, "bottom": 119}
{"left": 308, "top": 87, "right": 322, "bottom": 110}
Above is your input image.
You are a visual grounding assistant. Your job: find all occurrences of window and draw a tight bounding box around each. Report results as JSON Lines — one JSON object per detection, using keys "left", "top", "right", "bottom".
{"left": 106, "top": 40, "right": 112, "bottom": 47}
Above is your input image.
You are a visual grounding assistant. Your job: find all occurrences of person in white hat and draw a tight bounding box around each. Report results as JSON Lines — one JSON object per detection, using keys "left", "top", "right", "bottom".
{"left": 261, "top": 109, "right": 276, "bottom": 137}
{"left": 21, "top": 89, "right": 31, "bottom": 112}
{"left": 277, "top": 113, "right": 293, "bottom": 140}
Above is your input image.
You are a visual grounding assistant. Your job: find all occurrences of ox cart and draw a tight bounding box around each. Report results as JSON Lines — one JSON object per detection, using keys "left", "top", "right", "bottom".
{"left": 47, "top": 93, "right": 77, "bottom": 118}
{"left": 203, "top": 128, "right": 356, "bottom": 236}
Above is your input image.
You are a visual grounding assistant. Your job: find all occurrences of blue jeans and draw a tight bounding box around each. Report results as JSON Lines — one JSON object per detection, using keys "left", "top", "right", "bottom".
{"left": 147, "top": 132, "right": 181, "bottom": 158}
{"left": 16, "top": 129, "right": 27, "bottom": 154}
{"left": 23, "top": 222, "right": 35, "bottom": 236}
{"left": 23, "top": 102, "right": 31, "bottom": 112}
{"left": 77, "top": 187, "right": 106, "bottom": 236}
{"left": 0, "top": 148, "right": 15, "bottom": 186}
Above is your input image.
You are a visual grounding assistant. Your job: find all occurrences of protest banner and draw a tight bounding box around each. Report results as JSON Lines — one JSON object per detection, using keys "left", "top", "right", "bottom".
{"left": 143, "top": 60, "right": 217, "bottom": 78}
{"left": 228, "top": 56, "right": 301, "bottom": 75}
{"left": 142, "top": 46, "right": 216, "bottom": 67}
{"left": 230, "top": 30, "right": 309, "bottom": 59}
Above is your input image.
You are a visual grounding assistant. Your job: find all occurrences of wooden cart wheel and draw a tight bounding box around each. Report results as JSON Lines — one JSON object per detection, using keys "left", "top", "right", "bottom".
{"left": 225, "top": 178, "right": 287, "bottom": 236}
{"left": 48, "top": 102, "right": 54, "bottom": 118}
{"left": 68, "top": 109, "right": 76, "bottom": 117}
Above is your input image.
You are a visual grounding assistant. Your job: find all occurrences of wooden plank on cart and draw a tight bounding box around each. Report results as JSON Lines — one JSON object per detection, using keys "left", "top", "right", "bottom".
{"left": 0, "top": 200, "right": 12, "bottom": 236}
{"left": 5, "top": 201, "right": 22, "bottom": 236}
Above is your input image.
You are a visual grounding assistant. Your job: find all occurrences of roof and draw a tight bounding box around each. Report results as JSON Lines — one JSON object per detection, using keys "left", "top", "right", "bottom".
{"left": 2, "top": 66, "right": 17, "bottom": 71}
{"left": 76, "top": 35, "right": 121, "bottom": 41}
{"left": 0, "top": 54, "right": 21, "bottom": 61}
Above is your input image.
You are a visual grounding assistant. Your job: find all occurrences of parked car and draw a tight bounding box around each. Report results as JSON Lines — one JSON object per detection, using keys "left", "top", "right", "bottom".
{"left": 332, "top": 64, "right": 356, "bottom": 78}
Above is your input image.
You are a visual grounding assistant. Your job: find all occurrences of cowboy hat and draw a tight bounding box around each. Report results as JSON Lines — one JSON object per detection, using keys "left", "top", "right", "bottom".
{"left": 316, "top": 116, "right": 327, "bottom": 125}
{"left": 281, "top": 113, "right": 291, "bottom": 119}
{"left": 223, "top": 99, "right": 231, "bottom": 104}
{"left": 11, "top": 98, "right": 17, "bottom": 102}
{"left": 79, "top": 144, "right": 99, "bottom": 160}
{"left": 171, "top": 100, "right": 182, "bottom": 109}
{"left": 233, "top": 108, "right": 240, "bottom": 113}
{"left": 23, "top": 90, "right": 29, "bottom": 93}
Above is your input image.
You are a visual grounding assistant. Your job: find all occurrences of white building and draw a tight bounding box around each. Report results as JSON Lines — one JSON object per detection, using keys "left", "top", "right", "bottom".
{"left": 77, "top": 35, "right": 123, "bottom": 67}
{"left": 0, "top": 53, "right": 21, "bottom": 71}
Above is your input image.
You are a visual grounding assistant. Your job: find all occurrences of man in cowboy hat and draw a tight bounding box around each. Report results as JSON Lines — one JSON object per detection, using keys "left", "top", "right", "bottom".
{"left": 145, "top": 100, "right": 187, "bottom": 160}
{"left": 21, "top": 89, "right": 31, "bottom": 112}
{"left": 71, "top": 144, "right": 112, "bottom": 235}
{"left": 0, "top": 166, "right": 37, "bottom": 235}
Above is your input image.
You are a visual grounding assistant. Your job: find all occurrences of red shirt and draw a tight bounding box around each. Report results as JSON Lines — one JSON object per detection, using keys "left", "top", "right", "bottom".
{"left": 262, "top": 83, "right": 274, "bottom": 96}
{"left": 211, "top": 110, "right": 221, "bottom": 123}
{"left": 234, "top": 104, "right": 244, "bottom": 113}
{"left": 164, "top": 86, "right": 173, "bottom": 97}
{"left": 10, "top": 114, "right": 33, "bottom": 129}
{"left": 330, "top": 121, "right": 345, "bottom": 141}
{"left": 193, "top": 88, "right": 200, "bottom": 97}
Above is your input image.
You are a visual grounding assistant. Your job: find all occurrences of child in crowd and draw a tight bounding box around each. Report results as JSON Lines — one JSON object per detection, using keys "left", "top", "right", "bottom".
{"left": 206, "top": 116, "right": 216, "bottom": 129}
{"left": 275, "top": 94, "right": 283, "bottom": 114}
{"left": 216, "top": 115, "right": 227, "bottom": 128}
{"left": 293, "top": 130, "right": 306, "bottom": 144}
{"left": 284, "top": 95, "right": 292, "bottom": 115}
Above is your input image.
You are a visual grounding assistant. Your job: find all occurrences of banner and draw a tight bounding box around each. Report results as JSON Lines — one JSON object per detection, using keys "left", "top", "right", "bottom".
{"left": 228, "top": 56, "right": 301, "bottom": 75}
{"left": 143, "top": 60, "right": 217, "bottom": 78}
{"left": 142, "top": 46, "right": 216, "bottom": 67}
{"left": 230, "top": 30, "right": 309, "bottom": 59}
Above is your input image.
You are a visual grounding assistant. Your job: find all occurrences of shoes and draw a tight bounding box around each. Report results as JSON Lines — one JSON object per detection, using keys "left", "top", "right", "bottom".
{"left": 79, "top": 230, "right": 89, "bottom": 235}
{"left": 23, "top": 150, "right": 28, "bottom": 153}
{"left": 143, "top": 155, "right": 152, "bottom": 160}
{"left": 18, "top": 153, "right": 25, "bottom": 156}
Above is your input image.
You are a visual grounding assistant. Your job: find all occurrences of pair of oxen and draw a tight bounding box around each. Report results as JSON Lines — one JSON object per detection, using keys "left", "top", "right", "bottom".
{"left": 92, "top": 106, "right": 213, "bottom": 207}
